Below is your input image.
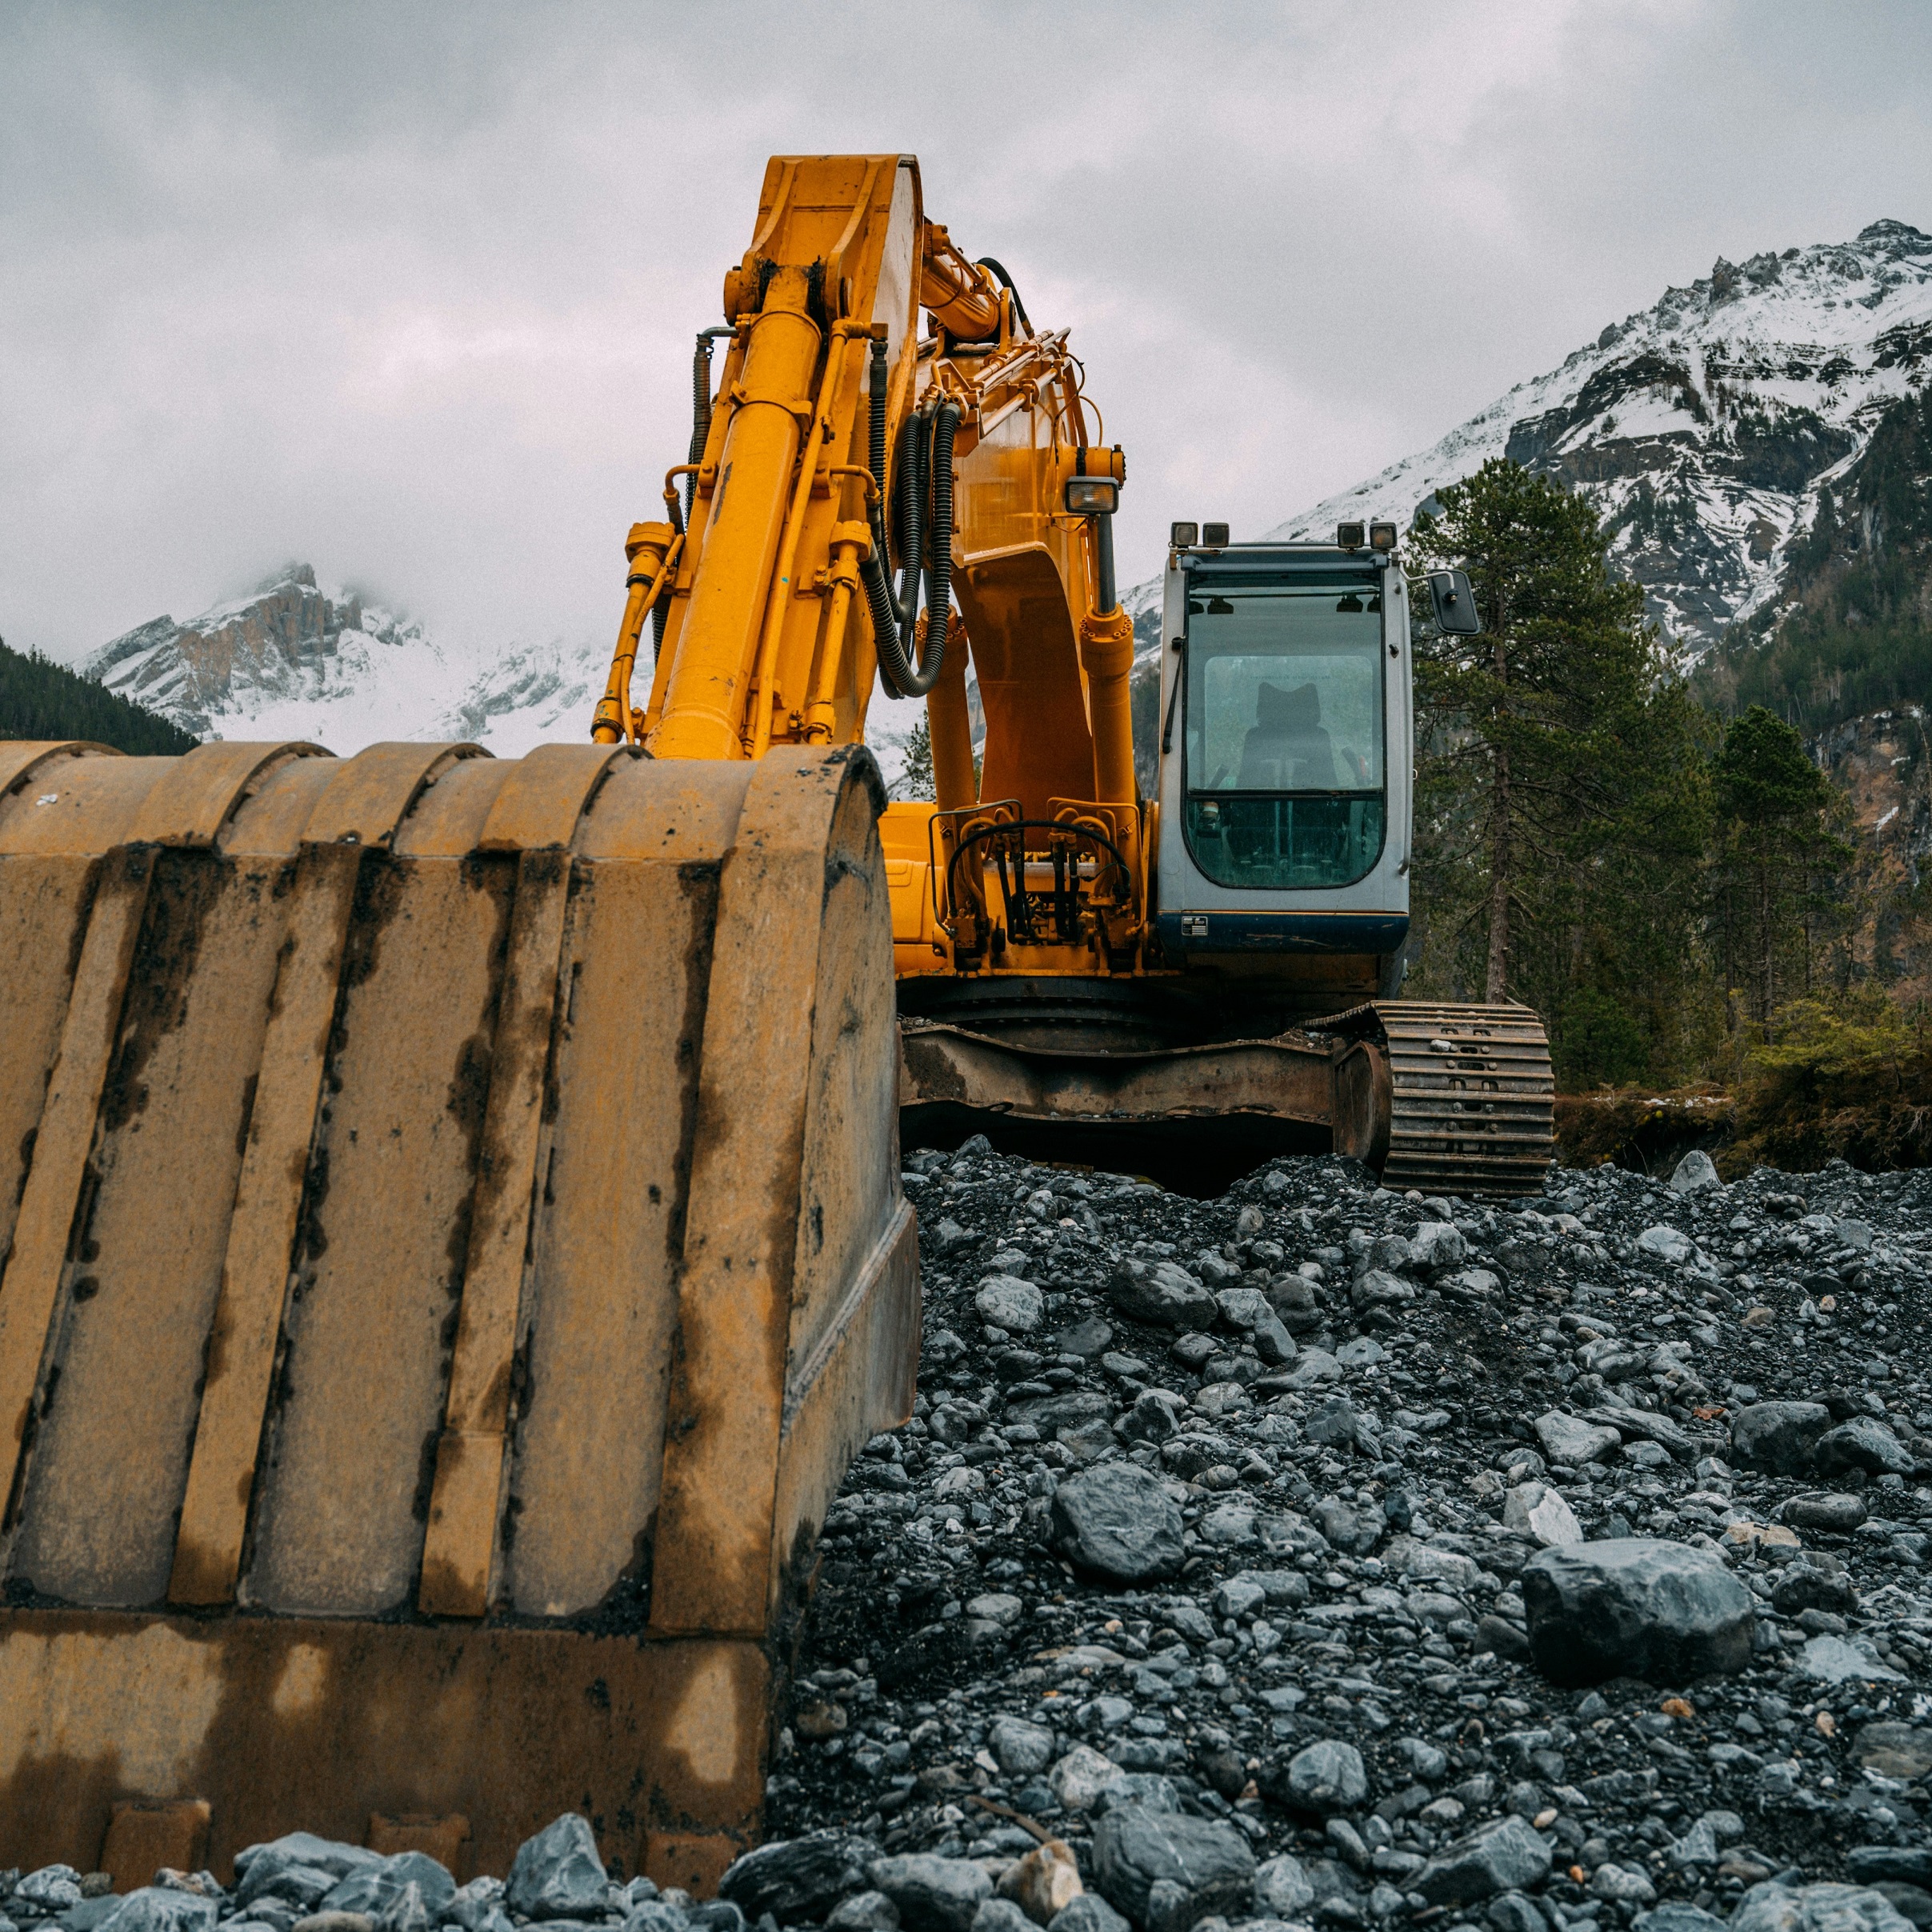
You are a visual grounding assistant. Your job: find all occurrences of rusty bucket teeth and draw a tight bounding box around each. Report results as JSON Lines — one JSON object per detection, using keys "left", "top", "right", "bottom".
{"left": 0, "top": 738, "right": 918, "bottom": 1892}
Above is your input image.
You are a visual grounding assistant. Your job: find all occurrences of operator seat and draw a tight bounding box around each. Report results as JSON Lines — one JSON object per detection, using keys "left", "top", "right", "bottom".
{"left": 1239, "top": 681, "right": 1336, "bottom": 790}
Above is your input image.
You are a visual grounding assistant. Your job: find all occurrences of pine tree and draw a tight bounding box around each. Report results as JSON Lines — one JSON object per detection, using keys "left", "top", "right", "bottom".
{"left": 1407, "top": 459, "right": 1712, "bottom": 1082}
{"left": 896, "top": 715, "right": 936, "bottom": 802}
{"left": 1710, "top": 705, "right": 1852, "bottom": 1030}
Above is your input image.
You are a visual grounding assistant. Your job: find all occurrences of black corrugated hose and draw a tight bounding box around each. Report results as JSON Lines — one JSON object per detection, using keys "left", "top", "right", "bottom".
{"left": 860, "top": 339, "right": 960, "bottom": 698}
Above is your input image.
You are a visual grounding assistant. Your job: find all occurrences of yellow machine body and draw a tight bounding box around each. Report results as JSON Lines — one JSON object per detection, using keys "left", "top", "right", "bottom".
{"left": 0, "top": 151, "right": 1550, "bottom": 1890}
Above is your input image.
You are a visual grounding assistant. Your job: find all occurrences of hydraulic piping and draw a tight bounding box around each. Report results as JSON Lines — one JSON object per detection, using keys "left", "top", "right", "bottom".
{"left": 861, "top": 336, "right": 960, "bottom": 698}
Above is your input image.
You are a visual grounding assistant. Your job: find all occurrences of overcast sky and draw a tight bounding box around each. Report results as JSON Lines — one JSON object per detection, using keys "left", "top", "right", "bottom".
{"left": 4, "top": 0, "right": 1930, "bottom": 666}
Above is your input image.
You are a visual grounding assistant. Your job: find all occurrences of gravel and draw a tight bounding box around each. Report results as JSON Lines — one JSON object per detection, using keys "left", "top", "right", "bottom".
{"left": 8, "top": 1146, "right": 1931, "bottom": 1932}
{"left": 762, "top": 1142, "right": 1932, "bottom": 1932}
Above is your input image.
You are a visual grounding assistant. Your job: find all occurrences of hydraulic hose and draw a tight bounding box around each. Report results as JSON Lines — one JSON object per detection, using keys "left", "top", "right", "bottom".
{"left": 858, "top": 337, "right": 960, "bottom": 699}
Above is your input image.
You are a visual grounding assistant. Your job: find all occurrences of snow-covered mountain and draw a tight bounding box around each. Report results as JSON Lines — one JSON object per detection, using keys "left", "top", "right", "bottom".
{"left": 84, "top": 562, "right": 925, "bottom": 786}
{"left": 86, "top": 563, "right": 603, "bottom": 757}
{"left": 1252, "top": 218, "right": 1932, "bottom": 650}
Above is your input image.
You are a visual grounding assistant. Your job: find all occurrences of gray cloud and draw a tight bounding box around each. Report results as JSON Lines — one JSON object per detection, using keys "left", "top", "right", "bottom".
{"left": 4, "top": 0, "right": 1930, "bottom": 666}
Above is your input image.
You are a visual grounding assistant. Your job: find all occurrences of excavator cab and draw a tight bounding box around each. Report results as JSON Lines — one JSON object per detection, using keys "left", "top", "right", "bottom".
{"left": 1154, "top": 531, "right": 1413, "bottom": 1012}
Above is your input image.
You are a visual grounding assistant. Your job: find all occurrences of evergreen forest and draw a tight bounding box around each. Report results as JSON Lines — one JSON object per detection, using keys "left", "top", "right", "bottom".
{"left": 0, "top": 635, "right": 198, "bottom": 755}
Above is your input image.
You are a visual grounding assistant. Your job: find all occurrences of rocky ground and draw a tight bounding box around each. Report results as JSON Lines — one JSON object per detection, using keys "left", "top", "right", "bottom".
{"left": 10, "top": 1150, "right": 1930, "bottom": 1932}
{"left": 758, "top": 1144, "right": 1932, "bottom": 1932}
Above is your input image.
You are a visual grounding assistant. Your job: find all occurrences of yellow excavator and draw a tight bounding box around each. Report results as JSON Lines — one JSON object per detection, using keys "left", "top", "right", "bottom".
{"left": 0, "top": 156, "right": 1550, "bottom": 1890}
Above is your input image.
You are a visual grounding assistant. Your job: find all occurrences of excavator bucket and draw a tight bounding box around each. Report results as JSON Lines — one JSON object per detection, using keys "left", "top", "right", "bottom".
{"left": 0, "top": 738, "right": 916, "bottom": 1891}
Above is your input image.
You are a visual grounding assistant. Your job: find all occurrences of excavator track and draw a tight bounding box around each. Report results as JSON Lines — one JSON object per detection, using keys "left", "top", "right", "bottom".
{"left": 1330, "top": 1000, "right": 1554, "bottom": 1198}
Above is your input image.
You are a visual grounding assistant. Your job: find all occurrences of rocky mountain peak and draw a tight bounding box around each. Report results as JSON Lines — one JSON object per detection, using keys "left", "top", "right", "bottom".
{"left": 1228, "top": 218, "right": 1932, "bottom": 653}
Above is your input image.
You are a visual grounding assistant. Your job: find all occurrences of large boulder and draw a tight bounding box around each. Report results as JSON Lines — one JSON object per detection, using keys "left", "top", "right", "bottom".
{"left": 97, "top": 1895, "right": 219, "bottom": 1932}
{"left": 1051, "top": 1464, "right": 1184, "bottom": 1582}
{"left": 1090, "top": 1806, "right": 1255, "bottom": 1932}
{"left": 1414, "top": 1817, "right": 1554, "bottom": 1907}
{"left": 506, "top": 1817, "right": 607, "bottom": 1922}
{"left": 1730, "top": 1402, "right": 1831, "bottom": 1475}
{"left": 719, "top": 1834, "right": 878, "bottom": 1923}
{"left": 1669, "top": 1150, "right": 1722, "bottom": 1195}
{"left": 1522, "top": 1538, "right": 1754, "bottom": 1686}
{"left": 1107, "top": 1258, "right": 1216, "bottom": 1330}
{"left": 319, "top": 1855, "right": 456, "bottom": 1922}
{"left": 1814, "top": 1417, "right": 1916, "bottom": 1478}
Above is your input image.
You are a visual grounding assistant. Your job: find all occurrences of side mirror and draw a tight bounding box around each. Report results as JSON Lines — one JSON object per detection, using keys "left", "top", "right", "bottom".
{"left": 1426, "top": 569, "right": 1482, "bottom": 636}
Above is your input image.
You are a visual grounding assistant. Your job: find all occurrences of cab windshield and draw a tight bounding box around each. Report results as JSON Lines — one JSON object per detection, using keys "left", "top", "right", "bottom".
{"left": 1182, "top": 577, "right": 1386, "bottom": 890}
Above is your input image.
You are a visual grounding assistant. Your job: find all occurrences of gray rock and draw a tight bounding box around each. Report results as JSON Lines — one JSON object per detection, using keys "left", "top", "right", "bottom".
{"left": 1730, "top": 1402, "right": 1832, "bottom": 1475}
{"left": 1214, "top": 1286, "right": 1271, "bottom": 1330}
{"left": 1117, "top": 1389, "right": 1187, "bottom": 1445}
{"left": 1576, "top": 1338, "right": 1650, "bottom": 1382}
{"left": 1408, "top": 1222, "right": 1467, "bottom": 1270}
{"left": 976, "top": 1276, "right": 1045, "bottom": 1334}
{"left": 1214, "top": 1576, "right": 1267, "bottom": 1619}
{"left": 1814, "top": 1417, "right": 1916, "bottom": 1477}
{"left": 505, "top": 1818, "right": 607, "bottom": 1922}
{"left": 236, "top": 1843, "right": 378, "bottom": 1913}
{"left": 1869, "top": 1886, "right": 1932, "bottom": 1930}
{"left": 1263, "top": 1738, "right": 1369, "bottom": 1815}
{"left": 1502, "top": 1482, "right": 1582, "bottom": 1548}
{"left": 1850, "top": 1854, "right": 1932, "bottom": 1890}
{"left": 95, "top": 1896, "right": 218, "bottom": 1932}
{"left": 1670, "top": 1150, "right": 1722, "bottom": 1195}
{"left": 1090, "top": 1807, "right": 1254, "bottom": 1932}
{"left": 1667, "top": 1819, "right": 1718, "bottom": 1870}
{"left": 1534, "top": 1411, "right": 1621, "bottom": 1466}
{"left": 719, "top": 1837, "right": 877, "bottom": 1924}
{"left": 1730, "top": 1883, "right": 1915, "bottom": 1932}
{"left": 1414, "top": 1817, "right": 1554, "bottom": 1907}
{"left": 290, "top": 1915, "right": 375, "bottom": 1932}
{"left": 1797, "top": 1634, "right": 1906, "bottom": 1684}
{"left": 239, "top": 1868, "right": 340, "bottom": 1913}
{"left": 1050, "top": 1746, "right": 1130, "bottom": 1812}
{"left": 969, "top": 1903, "right": 1033, "bottom": 1932}
{"left": 1851, "top": 1726, "right": 1932, "bottom": 1781}
{"left": 867, "top": 1855, "right": 992, "bottom": 1932}
{"left": 1786, "top": 1493, "right": 1867, "bottom": 1532}
{"left": 623, "top": 1906, "right": 691, "bottom": 1932}
{"left": 1305, "top": 1398, "right": 1366, "bottom": 1450}
{"left": 1522, "top": 1538, "right": 1754, "bottom": 1686}
{"left": 1591, "top": 1866, "right": 1659, "bottom": 1906}
{"left": 1046, "top": 1900, "right": 1128, "bottom": 1932}
{"left": 989, "top": 1717, "right": 1057, "bottom": 1778}
{"left": 1636, "top": 1225, "right": 1697, "bottom": 1265}
{"left": 318, "top": 1857, "right": 454, "bottom": 1922}
{"left": 1251, "top": 1857, "right": 1314, "bottom": 1918}
{"left": 827, "top": 1896, "right": 901, "bottom": 1932}
{"left": 1054, "top": 1318, "right": 1114, "bottom": 1359}
{"left": 236, "top": 1842, "right": 380, "bottom": 1885}
{"left": 1107, "top": 1258, "right": 1216, "bottom": 1329}
{"left": 1050, "top": 1463, "right": 1184, "bottom": 1582}
{"left": 1770, "top": 1566, "right": 1858, "bottom": 1617}
{"left": 1590, "top": 1402, "right": 1698, "bottom": 1462}
{"left": 1634, "top": 1909, "right": 1726, "bottom": 1932}
{"left": 1350, "top": 1267, "right": 1414, "bottom": 1307}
